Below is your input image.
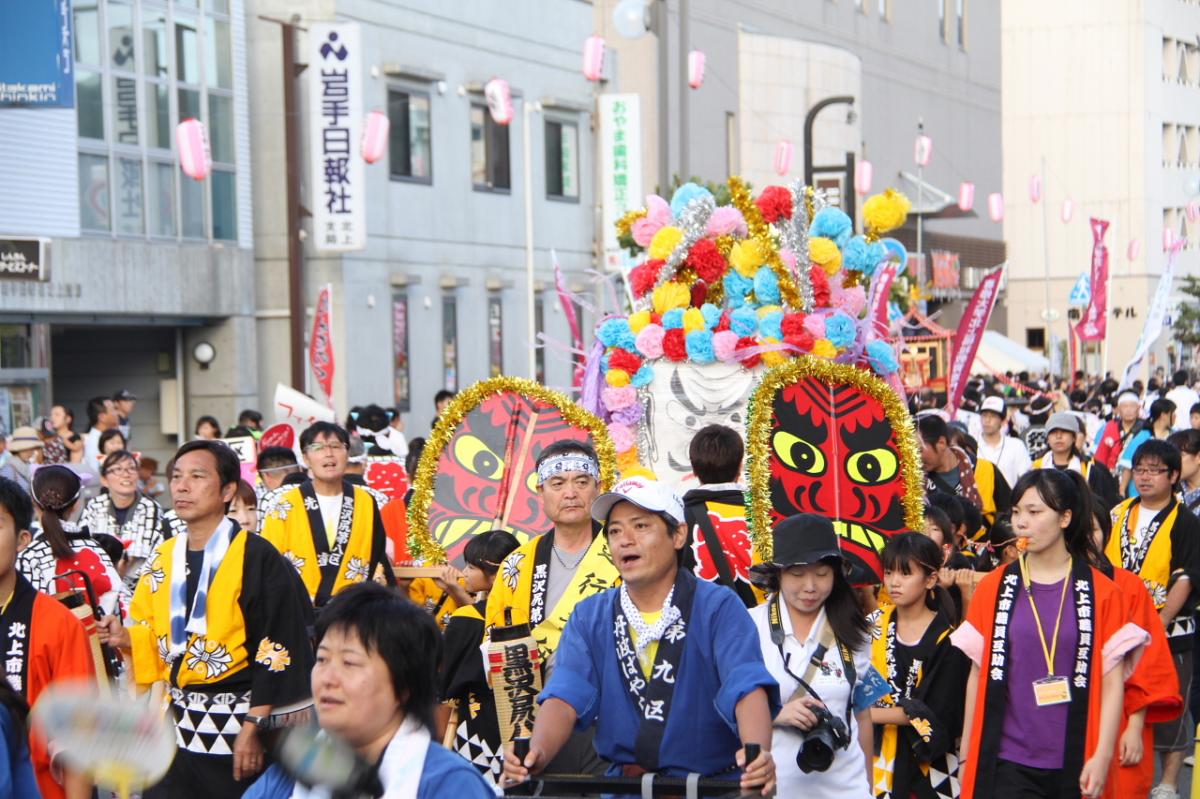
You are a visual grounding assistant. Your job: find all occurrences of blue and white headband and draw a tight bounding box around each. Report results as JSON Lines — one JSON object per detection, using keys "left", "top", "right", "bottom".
{"left": 537, "top": 454, "right": 600, "bottom": 485}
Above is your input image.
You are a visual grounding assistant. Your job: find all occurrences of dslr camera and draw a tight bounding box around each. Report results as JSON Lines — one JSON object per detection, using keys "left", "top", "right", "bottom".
{"left": 796, "top": 703, "right": 851, "bottom": 773}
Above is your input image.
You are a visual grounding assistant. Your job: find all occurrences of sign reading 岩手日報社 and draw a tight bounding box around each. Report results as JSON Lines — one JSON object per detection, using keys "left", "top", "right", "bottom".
{"left": 308, "top": 21, "right": 365, "bottom": 252}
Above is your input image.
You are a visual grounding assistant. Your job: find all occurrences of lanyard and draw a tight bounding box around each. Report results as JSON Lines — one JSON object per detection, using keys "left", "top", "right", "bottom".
{"left": 1018, "top": 554, "right": 1071, "bottom": 676}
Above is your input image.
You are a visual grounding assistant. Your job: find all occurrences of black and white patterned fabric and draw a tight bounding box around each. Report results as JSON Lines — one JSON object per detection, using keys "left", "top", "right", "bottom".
{"left": 169, "top": 686, "right": 251, "bottom": 756}
{"left": 453, "top": 721, "right": 503, "bottom": 787}
{"left": 16, "top": 521, "right": 123, "bottom": 615}
{"left": 80, "top": 493, "right": 165, "bottom": 597}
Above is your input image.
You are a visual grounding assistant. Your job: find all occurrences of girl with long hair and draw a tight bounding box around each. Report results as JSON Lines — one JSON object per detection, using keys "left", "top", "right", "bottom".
{"left": 952, "top": 469, "right": 1148, "bottom": 799}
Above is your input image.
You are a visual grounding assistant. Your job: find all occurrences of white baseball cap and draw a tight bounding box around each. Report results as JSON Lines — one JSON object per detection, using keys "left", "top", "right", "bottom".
{"left": 591, "top": 477, "right": 685, "bottom": 526}
{"left": 980, "top": 396, "right": 1006, "bottom": 416}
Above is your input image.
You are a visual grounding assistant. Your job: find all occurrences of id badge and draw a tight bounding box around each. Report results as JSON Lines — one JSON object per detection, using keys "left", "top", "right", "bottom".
{"left": 1032, "top": 676, "right": 1071, "bottom": 707}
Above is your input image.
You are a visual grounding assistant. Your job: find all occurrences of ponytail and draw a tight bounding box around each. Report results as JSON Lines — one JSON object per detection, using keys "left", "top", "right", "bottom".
{"left": 30, "top": 466, "right": 81, "bottom": 560}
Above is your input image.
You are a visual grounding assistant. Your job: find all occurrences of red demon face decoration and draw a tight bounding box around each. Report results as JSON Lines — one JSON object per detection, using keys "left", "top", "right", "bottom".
{"left": 747, "top": 359, "right": 923, "bottom": 585}
{"left": 411, "top": 382, "right": 615, "bottom": 566}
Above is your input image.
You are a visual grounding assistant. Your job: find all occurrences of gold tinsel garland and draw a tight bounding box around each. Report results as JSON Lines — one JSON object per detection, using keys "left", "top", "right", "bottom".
{"left": 615, "top": 208, "right": 647, "bottom": 241}
{"left": 407, "top": 376, "right": 618, "bottom": 563}
{"left": 743, "top": 356, "right": 926, "bottom": 564}
{"left": 727, "top": 176, "right": 801, "bottom": 309}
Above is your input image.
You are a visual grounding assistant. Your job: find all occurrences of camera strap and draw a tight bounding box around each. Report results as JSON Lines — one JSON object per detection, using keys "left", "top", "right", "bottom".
{"left": 768, "top": 595, "right": 855, "bottom": 734}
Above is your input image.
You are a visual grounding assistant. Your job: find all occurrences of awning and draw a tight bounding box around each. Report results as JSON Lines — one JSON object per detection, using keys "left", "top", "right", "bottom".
{"left": 972, "top": 330, "right": 1049, "bottom": 375}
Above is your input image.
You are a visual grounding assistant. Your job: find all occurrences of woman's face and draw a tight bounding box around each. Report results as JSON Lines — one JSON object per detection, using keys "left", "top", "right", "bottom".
{"left": 778, "top": 562, "right": 835, "bottom": 616}
{"left": 883, "top": 562, "right": 935, "bottom": 610}
{"left": 197, "top": 422, "right": 219, "bottom": 440}
{"left": 228, "top": 496, "right": 257, "bottom": 531}
{"left": 102, "top": 458, "right": 139, "bottom": 498}
{"left": 313, "top": 626, "right": 403, "bottom": 749}
{"left": 1011, "top": 486, "right": 1070, "bottom": 555}
{"left": 102, "top": 435, "right": 126, "bottom": 454}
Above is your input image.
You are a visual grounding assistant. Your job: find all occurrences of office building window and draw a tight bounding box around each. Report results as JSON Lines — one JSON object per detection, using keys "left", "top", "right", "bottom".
{"left": 854, "top": 0, "right": 865, "bottom": 12}
{"left": 878, "top": 0, "right": 890, "bottom": 20}
{"left": 392, "top": 292, "right": 411, "bottom": 411}
{"left": 470, "top": 103, "right": 511, "bottom": 191}
{"left": 545, "top": 119, "right": 579, "bottom": 199}
{"left": 443, "top": 292, "right": 458, "bottom": 391}
{"left": 75, "top": 0, "right": 237, "bottom": 241}
{"left": 1026, "top": 328, "right": 1046, "bottom": 351}
{"left": 388, "top": 88, "right": 432, "bottom": 181}
{"left": 955, "top": 0, "right": 967, "bottom": 48}
{"left": 534, "top": 296, "right": 546, "bottom": 384}
{"left": 488, "top": 294, "right": 503, "bottom": 377}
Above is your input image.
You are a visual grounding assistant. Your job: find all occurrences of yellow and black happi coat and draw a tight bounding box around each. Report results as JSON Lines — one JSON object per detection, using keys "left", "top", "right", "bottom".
{"left": 128, "top": 525, "right": 314, "bottom": 760}
{"left": 871, "top": 606, "right": 970, "bottom": 799}
{"left": 259, "top": 481, "right": 395, "bottom": 607}
{"left": 484, "top": 526, "right": 619, "bottom": 661}
{"left": 440, "top": 601, "right": 504, "bottom": 787}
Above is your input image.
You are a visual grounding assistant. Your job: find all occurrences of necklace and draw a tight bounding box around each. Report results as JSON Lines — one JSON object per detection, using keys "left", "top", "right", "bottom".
{"left": 552, "top": 545, "right": 587, "bottom": 570}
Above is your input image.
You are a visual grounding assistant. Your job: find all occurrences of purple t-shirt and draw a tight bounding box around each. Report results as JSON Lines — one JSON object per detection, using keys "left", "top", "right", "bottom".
{"left": 996, "top": 577, "right": 1078, "bottom": 769}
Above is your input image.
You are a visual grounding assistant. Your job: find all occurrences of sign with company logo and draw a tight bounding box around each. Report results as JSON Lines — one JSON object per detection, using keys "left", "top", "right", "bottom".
{"left": 0, "top": 238, "right": 48, "bottom": 281}
{"left": 0, "top": 1, "right": 74, "bottom": 108}
{"left": 308, "top": 22, "right": 365, "bottom": 252}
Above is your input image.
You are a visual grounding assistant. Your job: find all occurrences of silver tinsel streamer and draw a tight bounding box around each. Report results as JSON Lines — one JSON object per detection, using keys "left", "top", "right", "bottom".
{"left": 637, "top": 195, "right": 717, "bottom": 311}
{"left": 778, "top": 181, "right": 829, "bottom": 313}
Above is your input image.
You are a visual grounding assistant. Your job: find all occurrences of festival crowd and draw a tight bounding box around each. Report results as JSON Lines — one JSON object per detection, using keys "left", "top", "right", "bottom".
{"left": 0, "top": 368, "right": 1195, "bottom": 799}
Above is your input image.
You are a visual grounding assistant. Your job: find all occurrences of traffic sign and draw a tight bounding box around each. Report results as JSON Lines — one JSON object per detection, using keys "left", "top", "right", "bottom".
{"left": 1067, "top": 273, "right": 1091, "bottom": 307}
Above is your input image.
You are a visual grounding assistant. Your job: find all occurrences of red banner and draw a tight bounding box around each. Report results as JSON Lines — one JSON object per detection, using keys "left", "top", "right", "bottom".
{"left": 310, "top": 284, "right": 335, "bottom": 402}
{"left": 868, "top": 260, "right": 900, "bottom": 334}
{"left": 1076, "top": 218, "right": 1109, "bottom": 342}
{"left": 946, "top": 265, "right": 1005, "bottom": 409}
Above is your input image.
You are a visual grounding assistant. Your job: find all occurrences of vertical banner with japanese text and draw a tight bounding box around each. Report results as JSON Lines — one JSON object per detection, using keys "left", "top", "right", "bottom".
{"left": 308, "top": 22, "right": 365, "bottom": 251}
{"left": 1119, "top": 242, "right": 1181, "bottom": 389}
{"left": 868, "top": 260, "right": 900, "bottom": 335}
{"left": 599, "top": 94, "right": 643, "bottom": 263}
{"left": 1076, "top": 218, "right": 1109, "bottom": 342}
{"left": 946, "top": 265, "right": 1005, "bottom": 409}
{"left": 310, "top": 284, "right": 335, "bottom": 403}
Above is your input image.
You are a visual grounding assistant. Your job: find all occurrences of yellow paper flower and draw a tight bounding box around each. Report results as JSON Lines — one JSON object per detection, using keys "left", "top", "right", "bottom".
{"left": 628, "top": 310, "right": 652, "bottom": 333}
{"left": 652, "top": 281, "right": 691, "bottom": 315}
{"left": 617, "top": 447, "right": 642, "bottom": 471}
{"left": 756, "top": 305, "right": 783, "bottom": 319}
{"left": 606, "top": 369, "right": 631, "bottom": 387}
{"left": 682, "top": 308, "right": 706, "bottom": 332}
{"left": 648, "top": 226, "right": 683, "bottom": 260}
{"left": 760, "top": 338, "right": 787, "bottom": 367}
{"left": 809, "top": 237, "right": 842, "bottom": 276}
{"left": 621, "top": 464, "right": 657, "bottom": 481}
{"left": 812, "top": 338, "right": 838, "bottom": 358}
{"left": 862, "top": 189, "right": 912, "bottom": 235}
{"left": 729, "top": 239, "right": 767, "bottom": 278}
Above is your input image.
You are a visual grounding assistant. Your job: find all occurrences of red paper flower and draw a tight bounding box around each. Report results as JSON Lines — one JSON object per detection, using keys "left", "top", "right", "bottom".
{"left": 716, "top": 309, "right": 732, "bottom": 332}
{"left": 690, "top": 281, "right": 709, "bottom": 308}
{"left": 809, "top": 264, "right": 831, "bottom": 307}
{"left": 784, "top": 331, "right": 815, "bottom": 352}
{"left": 781, "top": 312, "right": 808, "bottom": 337}
{"left": 734, "top": 336, "right": 761, "bottom": 368}
{"left": 630, "top": 260, "right": 664, "bottom": 298}
{"left": 685, "top": 238, "right": 727, "bottom": 284}
{"left": 755, "top": 186, "right": 793, "bottom": 224}
{"left": 608, "top": 348, "right": 643, "bottom": 374}
{"left": 663, "top": 328, "right": 688, "bottom": 361}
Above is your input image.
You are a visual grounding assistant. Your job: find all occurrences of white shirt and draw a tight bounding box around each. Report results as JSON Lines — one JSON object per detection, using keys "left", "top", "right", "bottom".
{"left": 1166, "top": 386, "right": 1200, "bottom": 431}
{"left": 83, "top": 427, "right": 103, "bottom": 474}
{"left": 749, "top": 603, "right": 872, "bottom": 799}
{"left": 977, "top": 435, "right": 1032, "bottom": 490}
{"left": 315, "top": 491, "right": 342, "bottom": 548}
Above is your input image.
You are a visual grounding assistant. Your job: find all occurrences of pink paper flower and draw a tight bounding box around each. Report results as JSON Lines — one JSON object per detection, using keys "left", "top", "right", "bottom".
{"left": 779, "top": 248, "right": 797, "bottom": 271}
{"left": 833, "top": 284, "right": 867, "bottom": 317}
{"left": 609, "top": 423, "right": 636, "bottom": 452}
{"left": 706, "top": 206, "right": 748, "bottom": 237}
{"left": 635, "top": 324, "right": 666, "bottom": 359}
{"left": 632, "top": 195, "right": 672, "bottom": 247}
{"left": 602, "top": 386, "right": 638, "bottom": 411}
{"left": 803, "top": 314, "right": 826, "bottom": 340}
{"left": 713, "top": 330, "right": 740, "bottom": 362}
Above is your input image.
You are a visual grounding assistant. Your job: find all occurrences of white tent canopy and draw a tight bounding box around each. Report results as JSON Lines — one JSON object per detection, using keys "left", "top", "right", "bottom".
{"left": 972, "top": 330, "right": 1050, "bottom": 375}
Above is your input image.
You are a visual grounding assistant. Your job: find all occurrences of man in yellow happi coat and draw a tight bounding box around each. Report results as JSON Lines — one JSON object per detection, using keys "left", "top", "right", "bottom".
{"left": 260, "top": 422, "right": 395, "bottom": 608}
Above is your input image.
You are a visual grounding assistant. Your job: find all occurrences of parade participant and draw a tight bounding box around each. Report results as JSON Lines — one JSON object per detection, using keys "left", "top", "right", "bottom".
{"left": 977, "top": 396, "right": 1032, "bottom": 491}
{"left": 503, "top": 477, "right": 778, "bottom": 795}
{"left": 1167, "top": 429, "right": 1200, "bottom": 513}
{"left": 82, "top": 396, "right": 117, "bottom": 474}
{"left": 260, "top": 422, "right": 395, "bottom": 608}
{"left": 871, "top": 533, "right": 971, "bottom": 799}
{"left": 81, "top": 449, "right": 166, "bottom": 598}
{"left": 1033, "top": 413, "right": 1119, "bottom": 507}
{"left": 0, "top": 427, "right": 42, "bottom": 494}
{"left": 1105, "top": 439, "right": 1200, "bottom": 799}
{"left": 0, "top": 476, "right": 96, "bottom": 799}
{"left": 20, "top": 465, "right": 122, "bottom": 616}
{"left": 918, "top": 414, "right": 1011, "bottom": 539}
{"left": 408, "top": 572, "right": 462, "bottom": 630}
{"left": 254, "top": 446, "right": 303, "bottom": 520}
{"left": 112, "top": 389, "right": 137, "bottom": 441}
{"left": 1191, "top": 402, "right": 1200, "bottom": 431}
{"left": 1118, "top": 399, "right": 1177, "bottom": 498}
{"left": 952, "top": 470, "right": 1146, "bottom": 799}
{"left": 1165, "top": 371, "right": 1198, "bottom": 432}
{"left": 681, "top": 423, "right": 759, "bottom": 607}
{"left": 246, "top": 582, "right": 495, "bottom": 799}
{"left": 747, "top": 513, "right": 888, "bottom": 797}
{"left": 1089, "top": 493, "right": 1182, "bottom": 799}
{"left": 1094, "top": 391, "right": 1143, "bottom": 472}
{"left": 228, "top": 479, "right": 259, "bottom": 532}
{"left": 97, "top": 440, "right": 315, "bottom": 799}
{"left": 237, "top": 409, "right": 264, "bottom": 435}
{"left": 439, "top": 529, "right": 521, "bottom": 786}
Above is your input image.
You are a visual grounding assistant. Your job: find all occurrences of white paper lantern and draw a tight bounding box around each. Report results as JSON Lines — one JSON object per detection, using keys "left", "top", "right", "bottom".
{"left": 957, "top": 181, "right": 975, "bottom": 212}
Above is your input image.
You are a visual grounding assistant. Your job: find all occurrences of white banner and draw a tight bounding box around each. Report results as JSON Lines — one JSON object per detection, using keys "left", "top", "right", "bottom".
{"left": 308, "top": 22, "right": 365, "bottom": 252}
{"left": 1119, "top": 245, "right": 1180, "bottom": 390}
{"left": 273, "top": 383, "right": 336, "bottom": 427}
{"left": 599, "top": 94, "right": 643, "bottom": 258}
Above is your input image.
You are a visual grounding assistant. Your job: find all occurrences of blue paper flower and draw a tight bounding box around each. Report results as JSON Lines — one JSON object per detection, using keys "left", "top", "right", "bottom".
{"left": 811, "top": 207, "right": 853, "bottom": 249}
{"left": 723, "top": 271, "right": 754, "bottom": 308}
{"left": 730, "top": 306, "right": 759, "bottom": 337}
{"left": 597, "top": 318, "right": 636, "bottom": 351}
{"left": 700, "top": 303, "right": 722, "bottom": 330}
{"left": 600, "top": 352, "right": 612, "bottom": 372}
{"left": 753, "top": 266, "right": 781, "bottom": 305}
{"left": 758, "top": 310, "right": 783, "bottom": 342}
{"left": 866, "top": 339, "right": 899, "bottom": 375}
{"left": 670, "top": 182, "right": 714, "bottom": 219}
{"left": 842, "top": 236, "right": 871, "bottom": 272}
{"left": 631, "top": 365, "right": 655, "bottom": 387}
{"left": 686, "top": 330, "right": 716, "bottom": 364}
{"left": 825, "top": 312, "right": 857, "bottom": 349}
{"left": 661, "top": 308, "right": 685, "bottom": 330}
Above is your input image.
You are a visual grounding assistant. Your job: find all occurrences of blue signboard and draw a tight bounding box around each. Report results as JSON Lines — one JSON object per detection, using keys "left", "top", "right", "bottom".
{"left": 0, "top": 0, "right": 75, "bottom": 108}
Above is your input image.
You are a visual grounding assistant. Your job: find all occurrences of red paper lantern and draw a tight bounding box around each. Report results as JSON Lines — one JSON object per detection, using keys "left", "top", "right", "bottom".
{"left": 176, "top": 118, "right": 212, "bottom": 181}
{"left": 582, "top": 35, "right": 605, "bottom": 81}
{"left": 687, "top": 50, "right": 706, "bottom": 89}
{"left": 361, "top": 110, "right": 389, "bottom": 164}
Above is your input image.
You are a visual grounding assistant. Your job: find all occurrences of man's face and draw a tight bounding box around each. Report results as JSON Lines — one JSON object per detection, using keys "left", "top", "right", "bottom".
{"left": 1047, "top": 429, "right": 1075, "bottom": 455}
{"left": 1132, "top": 457, "right": 1177, "bottom": 503}
{"left": 1191, "top": 411, "right": 1200, "bottom": 430}
{"left": 170, "top": 450, "right": 236, "bottom": 523}
{"left": 303, "top": 433, "right": 349, "bottom": 483}
{"left": 605, "top": 502, "right": 684, "bottom": 588}
{"left": 1119, "top": 401, "right": 1139, "bottom": 424}
{"left": 538, "top": 471, "right": 599, "bottom": 528}
{"left": 980, "top": 411, "right": 1003, "bottom": 437}
{"left": 100, "top": 399, "right": 117, "bottom": 427}
{"left": 50, "top": 406, "right": 68, "bottom": 430}
{"left": 115, "top": 399, "right": 136, "bottom": 416}
{"left": 919, "top": 436, "right": 945, "bottom": 471}
{"left": 0, "top": 507, "right": 31, "bottom": 577}
{"left": 436, "top": 397, "right": 452, "bottom": 415}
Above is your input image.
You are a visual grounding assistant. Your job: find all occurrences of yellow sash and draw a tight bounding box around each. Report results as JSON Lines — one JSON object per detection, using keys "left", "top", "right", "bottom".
{"left": 1106, "top": 498, "right": 1178, "bottom": 608}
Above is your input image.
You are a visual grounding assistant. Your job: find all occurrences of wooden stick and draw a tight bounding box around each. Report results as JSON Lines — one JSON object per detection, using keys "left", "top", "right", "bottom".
{"left": 392, "top": 566, "right": 447, "bottom": 579}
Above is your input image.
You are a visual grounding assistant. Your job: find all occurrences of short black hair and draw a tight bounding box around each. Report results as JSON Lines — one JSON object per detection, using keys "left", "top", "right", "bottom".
{"left": 462, "top": 530, "right": 521, "bottom": 575}
{"left": 923, "top": 504, "right": 953, "bottom": 545}
{"left": 1131, "top": 438, "right": 1182, "bottom": 477}
{"left": 195, "top": 415, "right": 221, "bottom": 435}
{"left": 225, "top": 425, "right": 255, "bottom": 439}
{"left": 881, "top": 532, "right": 944, "bottom": 576}
{"left": 1192, "top": 402, "right": 1200, "bottom": 417}
{"left": 172, "top": 439, "right": 242, "bottom": 489}
{"left": 535, "top": 439, "right": 598, "bottom": 469}
{"left": 354, "top": 404, "right": 392, "bottom": 433}
{"left": 688, "top": 424, "right": 744, "bottom": 485}
{"left": 282, "top": 471, "right": 308, "bottom": 486}
{"left": 101, "top": 449, "right": 138, "bottom": 475}
{"left": 1174, "top": 369, "right": 1190, "bottom": 388}
{"left": 955, "top": 495, "right": 982, "bottom": 540}
{"left": 0, "top": 477, "right": 33, "bottom": 534}
{"left": 237, "top": 409, "right": 263, "bottom": 425}
{"left": 299, "top": 421, "right": 349, "bottom": 450}
{"left": 927, "top": 492, "right": 964, "bottom": 530}
{"left": 98, "top": 428, "right": 126, "bottom": 452}
{"left": 1091, "top": 493, "right": 1114, "bottom": 547}
{"left": 257, "top": 446, "right": 299, "bottom": 470}
{"left": 1168, "top": 429, "right": 1200, "bottom": 456}
{"left": 86, "top": 396, "right": 110, "bottom": 428}
{"left": 315, "top": 582, "right": 442, "bottom": 733}
{"left": 917, "top": 414, "right": 949, "bottom": 446}
{"left": 1149, "top": 398, "right": 1176, "bottom": 424}
{"left": 434, "top": 390, "right": 456, "bottom": 405}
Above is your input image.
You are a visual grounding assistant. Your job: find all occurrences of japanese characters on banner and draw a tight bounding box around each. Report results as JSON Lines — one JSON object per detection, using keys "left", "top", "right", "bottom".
{"left": 0, "top": 1, "right": 74, "bottom": 107}
{"left": 930, "top": 250, "right": 960, "bottom": 290}
{"left": 1119, "top": 241, "right": 1182, "bottom": 389}
{"left": 946, "top": 265, "right": 1006, "bottom": 409}
{"left": 599, "top": 94, "right": 643, "bottom": 255}
{"left": 274, "top": 383, "right": 336, "bottom": 428}
{"left": 310, "top": 283, "right": 335, "bottom": 402}
{"left": 1076, "top": 218, "right": 1110, "bottom": 342}
{"left": 308, "top": 22, "right": 365, "bottom": 252}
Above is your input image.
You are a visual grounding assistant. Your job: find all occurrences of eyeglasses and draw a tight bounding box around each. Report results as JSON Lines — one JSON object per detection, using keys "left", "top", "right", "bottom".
{"left": 304, "top": 442, "right": 347, "bottom": 454}
{"left": 105, "top": 465, "right": 139, "bottom": 476}
{"left": 1132, "top": 466, "right": 1170, "bottom": 477}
